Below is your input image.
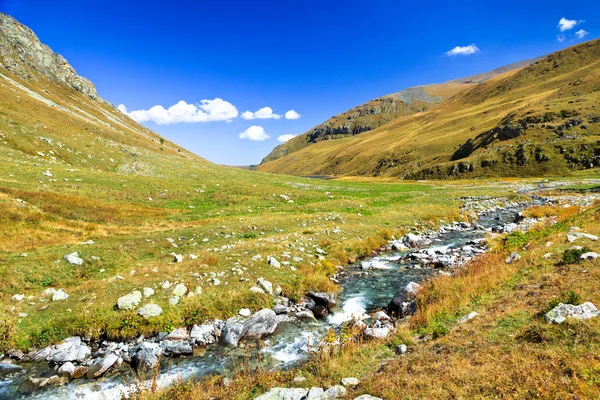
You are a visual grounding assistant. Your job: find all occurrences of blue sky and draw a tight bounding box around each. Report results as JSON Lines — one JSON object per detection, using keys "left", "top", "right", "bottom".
{"left": 2, "top": 0, "right": 598, "bottom": 165}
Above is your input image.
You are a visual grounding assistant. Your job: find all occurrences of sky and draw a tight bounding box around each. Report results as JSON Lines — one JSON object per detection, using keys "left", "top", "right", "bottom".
{"left": 1, "top": 0, "right": 598, "bottom": 165}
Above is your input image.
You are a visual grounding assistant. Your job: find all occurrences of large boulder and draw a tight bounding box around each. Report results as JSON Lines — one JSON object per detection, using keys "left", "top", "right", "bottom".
{"left": 86, "top": 352, "right": 118, "bottom": 378}
{"left": 386, "top": 281, "right": 421, "bottom": 317}
{"left": 117, "top": 291, "right": 142, "bottom": 310}
{"left": 308, "top": 292, "right": 336, "bottom": 308}
{"left": 243, "top": 309, "right": 278, "bottom": 339}
{"left": 50, "top": 337, "right": 91, "bottom": 363}
{"left": 130, "top": 342, "right": 162, "bottom": 378}
{"left": 160, "top": 340, "right": 192, "bottom": 356}
{"left": 190, "top": 323, "right": 216, "bottom": 346}
{"left": 221, "top": 317, "right": 245, "bottom": 346}
{"left": 545, "top": 302, "right": 600, "bottom": 324}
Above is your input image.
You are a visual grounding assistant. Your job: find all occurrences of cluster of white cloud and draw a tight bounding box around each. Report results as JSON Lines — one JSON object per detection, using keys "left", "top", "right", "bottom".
{"left": 556, "top": 17, "right": 589, "bottom": 43}
{"left": 118, "top": 99, "right": 238, "bottom": 125}
{"left": 445, "top": 44, "right": 480, "bottom": 57}
{"left": 239, "top": 125, "right": 270, "bottom": 141}
{"left": 241, "top": 107, "right": 302, "bottom": 120}
{"left": 277, "top": 134, "right": 296, "bottom": 143}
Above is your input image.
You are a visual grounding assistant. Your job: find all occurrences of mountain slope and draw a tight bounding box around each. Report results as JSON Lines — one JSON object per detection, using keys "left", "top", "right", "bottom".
{"left": 258, "top": 39, "right": 600, "bottom": 178}
{"left": 260, "top": 58, "right": 541, "bottom": 164}
{"left": 0, "top": 13, "right": 203, "bottom": 175}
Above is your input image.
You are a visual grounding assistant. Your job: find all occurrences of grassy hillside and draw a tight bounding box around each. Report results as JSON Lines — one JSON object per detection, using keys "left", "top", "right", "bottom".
{"left": 258, "top": 39, "right": 600, "bottom": 179}
{"left": 260, "top": 58, "right": 540, "bottom": 165}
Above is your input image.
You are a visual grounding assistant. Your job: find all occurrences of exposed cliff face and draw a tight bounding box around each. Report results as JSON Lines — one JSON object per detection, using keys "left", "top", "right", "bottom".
{"left": 0, "top": 13, "right": 98, "bottom": 99}
{"left": 260, "top": 58, "right": 542, "bottom": 166}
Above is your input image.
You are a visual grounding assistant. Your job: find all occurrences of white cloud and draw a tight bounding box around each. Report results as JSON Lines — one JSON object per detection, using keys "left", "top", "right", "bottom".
{"left": 120, "top": 99, "right": 238, "bottom": 124}
{"left": 558, "top": 17, "right": 579, "bottom": 32}
{"left": 576, "top": 29, "right": 589, "bottom": 39}
{"left": 277, "top": 134, "right": 296, "bottom": 143}
{"left": 239, "top": 125, "right": 269, "bottom": 141}
{"left": 285, "top": 110, "right": 301, "bottom": 120}
{"left": 557, "top": 34, "right": 566, "bottom": 43}
{"left": 445, "top": 44, "right": 480, "bottom": 56}
{"left": 241, "top": 107, "right": 281, "bottom": 120}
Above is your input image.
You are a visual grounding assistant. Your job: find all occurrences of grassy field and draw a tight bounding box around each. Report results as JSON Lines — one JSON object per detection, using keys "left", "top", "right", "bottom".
{"left": 148, "top": 201, "right": 600, "bottom": 400}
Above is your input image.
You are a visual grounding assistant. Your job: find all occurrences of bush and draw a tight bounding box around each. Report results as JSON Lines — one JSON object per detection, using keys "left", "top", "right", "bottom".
{"left": 561, "top": 247, "right": 592, "bottom": 265}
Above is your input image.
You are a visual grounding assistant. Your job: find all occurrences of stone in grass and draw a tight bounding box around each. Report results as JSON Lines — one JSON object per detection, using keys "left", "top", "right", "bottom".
{"left": 322, "top": 385, "right": 347, "bottom": 399}
{"left": 267, "top": 256, "right": 281, "bottom": 268}
{"left": 143, "top": 287, "right": 155, "bottom": 298}
{"left": 138, "top": 304, "right": 162, "bottom": 318}
{"left": 545, "top": 302, "right": 600, "bottom": 324}
{"left": 239, "top": 308, "right": 251, "bottom": 317}
{"left": 458, "top": 311, "right": 479, "bottom": 324}
{"left": 10, "top": 294, "right": 24, "bottom": 302}
{"left": 354, "top": 396, "right": 383, "bottom": 400}
{"left": 581, "top": 252, "right": 599, "bottom": 261}
{"left": 171, "top": 253, "right": 183, "bottom": 263}
{"left": 64, "top": 252, "right": 84, "bottom": 266}
{"left": 172, "top": 283, "right": 187, "bottom": 297}
{"left": 117, "top": 291, "right": 142, "bottom": 310}
{"left": 52, "top": 289, "right": 69, "bottom": 301}
{"left": 257, "top": 278, "right": 273, "bottom": 294}
{"left": 254, "top": 388, "right": 308, "bottom": 400}
{"left": 341, "top": 377, "right": 360, "bottom": 387}
{"left": 306, "top": 388, "right": 325, "bottom": 399}
{"left": 505, "top": 252, "right": 521, "bottom": 264}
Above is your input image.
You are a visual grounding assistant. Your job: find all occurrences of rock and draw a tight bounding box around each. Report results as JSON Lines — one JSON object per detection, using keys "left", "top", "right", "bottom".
{"left": 117, "top": 291, "right": 142, "bottom": 310}
{"left": 87, "top": 352, "right": 118, "bottom": 378}
{"left": 143, "top": 287, "right": 155, "bottom": 298}
{"left": 545, "top": 302, "right": 600, "bottom": 324}
{"left": 505, "top": 252, "right": 521, "bottom": 264}
{"left": 50, "top": 337, "right": 91, "bottom": 363}
{"left": 391, "top": 241, "right": 409, "bottom": 251}
{"left": 567, "top": 230, "right": 599, "bottom": 243}
{"left": 221, "top": 317, "right": 245, "bottom": 346}
{"left": 160, "top": 340, "right": 193, "bottom": 355}
{"left": 341, "top": 377, "right": 360, "bottom": 387}
{"left": 19, "top": 377, "right": 50, "bottom": 395}
{"left": 58, "top": 362, "right": 76, "bottom": 378}
{"left": 403, "top": 233, "right": 430, "bottom": 248}
{"left": 363, "top": 327, "right": 390, "bottom": 339}
{"left": 31, "top": 347, "right": 52, "bottom": 361}
{"left": 190, "top": 324, "right": 216, "bottom": 346}
{"left": 257, "top": 278, "right": 274, "bottom": 294}
{"left": 41, "top": 288, "right": 57, "bottom": 298}
{"left": 164, "top": 327, "right": 189, "bottom": 341}
{"left": 239, "top": 308, "right": 251, "bottom": 317}
{"left": 0, "top": 362, "right": 23, "bottom": 377}
{"left": 322, "top": 385, "right": 347, "bottom": 399}
{"left": 138, "top": 304, "right": 162, "bottom": 318}
{"left": 300, "top": 296, "right": 316, "bottom": 311}
{"left": 274, "top": 305, "right": 290, "bottom": 315}
{"left": 458, "top": 311, "right": 479, "bottom": 324}
{"left": 64, "top": 252, "right": 83, "bottom": 266}
{"left": 254, "top": 388, "right": 308, "bottom": 400}
{"left": 250, "top": 286, "right": 266, "bottom": 294}
{"left": 243, "top": 309, "right": 278, "bottom": 339}
{"left": 373, "top": 311, "right": 390, "bottom": 321}
{"left": 293, "top": 376, "right": 307, "bottom": 383}
{"left": 171, "top": 253, "right": 183, "bottom": 262}
{"left": 306, "top": 387, "right": 325, "bottom": 399}
{"left": 396, "top": 344, "right": 408, "bottom": 354}
{"left": 313, "top": 305, "right": 329, "bottom": 318}
{"left": 308, "top": 292, "right": 336, "bottom": 308}
{"left": 354, "top": 396, "right": 383, "bottom": 400}
{"left": 172, "top": 283, "right": 188, "bottom": 297}
{"left": 72, "top": 365, "right": 88, "bottom": 379}
{"left": 169, "top": 296, "right": 180, "bottom": 305}
{"left": 386, "top": 281, "right": 421, "bottom": 316}
{"left": 403, "top": 281, "right": 422, "bottom": 296}
{"left": 581, "top": 252, "right": 599, "bottom": 260}
{"left": 130, "top": 342, "right": 162, "bottom": 377}
{"left": 10, "top": 294, "right": 24, "bottom": 302}
{"left": 52, "top": 289, "right": 69, "bottom": 301}
{"left": 295, "top": 310, "right": 316, "bottom": 320}
{"left": 267, "top": 256, "right": 281, "bottom": 268}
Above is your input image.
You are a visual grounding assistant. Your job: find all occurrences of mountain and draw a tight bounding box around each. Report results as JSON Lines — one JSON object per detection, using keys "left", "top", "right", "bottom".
{"left": 258, "top": 39, "right": 600, "bottom": 178}
{"left": 0, "top": 13, "right": 202, "bottom": 174}
{"left": 260, "top": 58, "right": 541, "bottom": 165}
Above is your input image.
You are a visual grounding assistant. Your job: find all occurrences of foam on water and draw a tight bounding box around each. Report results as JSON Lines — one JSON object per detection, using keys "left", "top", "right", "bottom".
{"left": 327, "top": 295, "right": 368, "bottom": 325}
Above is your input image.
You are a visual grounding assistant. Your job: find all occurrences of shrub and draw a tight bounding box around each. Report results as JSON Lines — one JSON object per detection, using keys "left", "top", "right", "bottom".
{"left": 561, "top": 247, "right": 591, "bottom": 265}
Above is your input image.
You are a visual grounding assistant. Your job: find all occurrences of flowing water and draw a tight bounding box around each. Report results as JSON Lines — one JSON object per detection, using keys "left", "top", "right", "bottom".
{"left": 0, "top": 206, "right": 523, "bottom": 400}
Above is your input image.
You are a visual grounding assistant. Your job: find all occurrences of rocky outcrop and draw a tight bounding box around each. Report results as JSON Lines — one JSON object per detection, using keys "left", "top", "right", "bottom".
{"left": 0, "top": 13, "right": 99, "bottom": 99}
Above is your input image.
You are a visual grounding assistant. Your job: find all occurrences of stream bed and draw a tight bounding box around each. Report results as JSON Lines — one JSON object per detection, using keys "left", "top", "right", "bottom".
{"left": 0, "top": 205, "right": 527, "bottom": 400}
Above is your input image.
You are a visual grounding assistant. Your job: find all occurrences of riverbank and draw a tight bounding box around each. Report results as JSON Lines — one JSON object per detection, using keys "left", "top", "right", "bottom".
{"left": 144, "top": 197, "right": 600, "bottom": 399}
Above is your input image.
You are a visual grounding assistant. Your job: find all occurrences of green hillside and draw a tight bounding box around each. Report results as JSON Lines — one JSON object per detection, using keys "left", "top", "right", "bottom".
{"left": 258, "top": 39, "right": 600, "bottom": 179}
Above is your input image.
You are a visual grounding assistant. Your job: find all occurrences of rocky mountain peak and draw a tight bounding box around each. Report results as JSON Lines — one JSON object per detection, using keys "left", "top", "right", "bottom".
{"left": 0, "top": 13, "right": 98, "bottom": 99}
